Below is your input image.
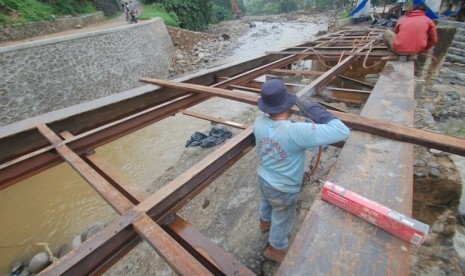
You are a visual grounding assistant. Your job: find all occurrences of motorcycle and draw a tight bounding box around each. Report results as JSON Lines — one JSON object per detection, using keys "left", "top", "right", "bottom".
{"left": 126, "top": 10, "right": 138, "bottom": 24}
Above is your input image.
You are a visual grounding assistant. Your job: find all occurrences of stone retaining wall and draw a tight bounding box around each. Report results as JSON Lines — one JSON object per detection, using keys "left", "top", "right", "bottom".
{"left": 0, "top": 18, "right": 174, "bottom": 126}
{"left": 0, "top": 12, "right": 106, "bottom": 44}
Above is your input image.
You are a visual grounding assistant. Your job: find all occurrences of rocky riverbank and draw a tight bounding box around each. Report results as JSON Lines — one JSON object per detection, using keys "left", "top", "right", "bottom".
{"left": 410, "top": 61, "right": 465, "bottom": 275}
{"left": 167, "top": 12, "right": 332, "bottom": 77}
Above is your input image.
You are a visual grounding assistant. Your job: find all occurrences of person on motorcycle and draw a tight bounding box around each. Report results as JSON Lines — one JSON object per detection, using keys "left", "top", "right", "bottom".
{"left": 126, "top": 1, "right": 138, "bottom": 23}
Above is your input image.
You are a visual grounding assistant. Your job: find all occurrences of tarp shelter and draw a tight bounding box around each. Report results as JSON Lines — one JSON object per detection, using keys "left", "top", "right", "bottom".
{"left": 350, "top": 0, "right": 371, "bottom": 17}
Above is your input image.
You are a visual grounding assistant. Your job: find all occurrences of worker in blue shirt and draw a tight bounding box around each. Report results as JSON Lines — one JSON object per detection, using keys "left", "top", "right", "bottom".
{"left": 253, "top": 79, "right": 351, "bottom": 263}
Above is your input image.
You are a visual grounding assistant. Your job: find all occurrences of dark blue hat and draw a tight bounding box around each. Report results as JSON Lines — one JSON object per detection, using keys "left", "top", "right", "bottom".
{"left": 258, "top": 79, "right": 296, "bottom": 114}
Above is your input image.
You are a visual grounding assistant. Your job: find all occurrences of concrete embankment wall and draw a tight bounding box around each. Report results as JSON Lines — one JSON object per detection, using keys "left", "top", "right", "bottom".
{"left": 0, "top": 18, "right": 174, "bottom": 126}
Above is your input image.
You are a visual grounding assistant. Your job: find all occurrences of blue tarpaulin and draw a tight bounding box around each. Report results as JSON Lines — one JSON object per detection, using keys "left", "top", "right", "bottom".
{"left": 413, "top": 0, "right": 439, "bottom": 19}
{"left": 349, "top": 0, "right": 369, "bottom": 17}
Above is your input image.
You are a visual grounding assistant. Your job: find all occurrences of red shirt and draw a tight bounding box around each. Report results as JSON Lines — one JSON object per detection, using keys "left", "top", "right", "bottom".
{"left": 393, "top": 10, "right": 438, "bottom": 53}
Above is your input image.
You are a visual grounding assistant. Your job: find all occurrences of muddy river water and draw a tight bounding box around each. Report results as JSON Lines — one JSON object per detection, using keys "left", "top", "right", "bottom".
{"left": 0, "top": 21, "right": 326, "bottom": 273}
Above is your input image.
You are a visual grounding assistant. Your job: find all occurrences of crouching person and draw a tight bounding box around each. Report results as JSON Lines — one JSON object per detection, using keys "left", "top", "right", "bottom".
{"left": 253, "top": 79, "right": 350, "bottom": 263}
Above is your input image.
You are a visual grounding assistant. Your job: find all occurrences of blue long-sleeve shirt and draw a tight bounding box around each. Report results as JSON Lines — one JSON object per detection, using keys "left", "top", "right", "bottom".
{"left": 253, "top": 115, "right": 350, "bottom": 193}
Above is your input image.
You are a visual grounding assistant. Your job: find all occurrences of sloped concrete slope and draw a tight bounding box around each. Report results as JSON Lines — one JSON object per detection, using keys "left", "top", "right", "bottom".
{"left": 439, "top": 20, "right": 465, "bottom": 64}
{"left": 0, "top": 18, "right": 174, "bottom": 126}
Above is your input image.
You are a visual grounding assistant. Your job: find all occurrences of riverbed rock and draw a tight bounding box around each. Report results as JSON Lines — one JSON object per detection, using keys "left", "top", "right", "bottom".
{"left": 454, "top": 226, "right": 465, "bottom": 273}
{"left": 27, "top": 251, "right": 51, "bottom": 273}
{"left": 11, "top": 261, "right": 23, "bottom": 274}
{"left": 429, "top": 167, "right": 441, "bottom": 178}
{"left": 81, "top": 222, "right": 104, "bottom": 242}
{"left": 422, "top": 102, "right": 436, "bottom": 114}
{"left": 72, "top": 234, "right": 82, "bottom": 248}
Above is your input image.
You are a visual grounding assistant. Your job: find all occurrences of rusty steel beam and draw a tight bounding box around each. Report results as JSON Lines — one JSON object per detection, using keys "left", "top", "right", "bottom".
{"left": 134, "top": 126, "right": 256, "bottom": 223}
{"left": 290, "top": 46, "right": 387, "bottom": 50}
{"left": 229, "top": 84, "right": 261, "bottom": 93}
{"left": 265, "top": 50, "right": 391, "bottom": 57}
{"left": 296, "top": 39, "right": 378, "bottom": 98}
{"left": 41, "top": 126, "right": 256, "bottom": 275}
{"left": 132, "top": 215, "right": 213, "bottom": 276}
{"left": 84, "top": 149, "right": 254, "bottom": 275}
{"left": 268, "top": 70, "right": 375, "bottom": 89}
{"left": 2, "top": 36, "right": 326, "bottom": 190}
{"left": 270, "top": 69, "right": 325, "bottom": 76}
{"left": 180, "top": 110, "right": 249, "bottom": 129}
{"left": 336, "top": 75, "right": 375, "bottom": 88}
{"left": 324, "top": 87, "right": 371, "bottom": 103}
{"left": 140, "top": 78, "right": 465, "bottom": 157}
{"left": 163, "top": 215, "right": 256, "bottom": 276}
{"left": 36, "top": 124, "right": 134, "bottom": 214}
{"left": 229, "top": 82, "right": 260, "bottom": 93}
{"left": 0, "top": 94, "right": 208, "bottom": 190}
{"left": 39, "top": 127, "right": 213, "bottom": 276}
{"left": 0, "top": 51, "right": 298, "bottom": 186}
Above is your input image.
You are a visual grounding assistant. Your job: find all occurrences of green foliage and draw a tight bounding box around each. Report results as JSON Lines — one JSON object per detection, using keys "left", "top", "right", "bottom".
{"left": 445, "top": 121, "right": 465, "bottom": 138}
{"left": 139, "top": 3, "right": 180, "bottom": 26}
{"left": 0, "top": 0, "right": 95, "bottom": 25}
{"left": 0, "top": 0, "right": 53, "bottom": 24}
{"left": 137, "top": 0, "right": 248, "bottom": 30}
{"left": 143, "top": 0, "right": 213, "bottom": 31}
{"left": 213, "top": 0, "right": 246, "bottom": 20}
{"left": 338, "top": 10, "right": 350, "bottom": 19}
{"left": 246, "top": 0, "right": 299, "bottom": 15}
{"left": 42, "top": 0, "right": 95, "bottom": 15}
{"left": 211, "top": 3, "right": 232, "bottom": 23}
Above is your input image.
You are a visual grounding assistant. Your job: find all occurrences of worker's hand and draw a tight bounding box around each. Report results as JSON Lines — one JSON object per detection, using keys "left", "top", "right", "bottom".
{"left": 297, "top": 98, "right": 336, "bottom": 124}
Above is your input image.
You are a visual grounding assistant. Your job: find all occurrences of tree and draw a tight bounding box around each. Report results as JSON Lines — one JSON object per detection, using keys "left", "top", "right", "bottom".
{"left": 151, "top": 0, "right": 214, "bottom": 31}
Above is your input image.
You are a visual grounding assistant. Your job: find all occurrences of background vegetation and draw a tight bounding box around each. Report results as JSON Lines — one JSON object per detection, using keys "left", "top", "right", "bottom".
{"left": 0, "top": 0, "right": 95, "bottom": 25}
{"left": 2, "top": 0, "right": 458, "bottom": 29}
{"left": 141, "top": 0, "right": 245, "bottom": 31}
{"left": 138, "top": 3, "right": 180, "bottom": 27}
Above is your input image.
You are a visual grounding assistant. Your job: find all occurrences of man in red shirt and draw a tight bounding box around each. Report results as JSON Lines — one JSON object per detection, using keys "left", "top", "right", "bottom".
{"left": 382, "top": 3, "right": 438, "bottom": 60}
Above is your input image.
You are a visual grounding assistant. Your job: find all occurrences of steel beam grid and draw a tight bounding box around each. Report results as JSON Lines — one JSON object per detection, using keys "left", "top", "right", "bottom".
{"left": 3, "top": 30, "right": 457, "bottom": 275}
{"left": 0, "top": 30, "right": 353, "bottom": 190}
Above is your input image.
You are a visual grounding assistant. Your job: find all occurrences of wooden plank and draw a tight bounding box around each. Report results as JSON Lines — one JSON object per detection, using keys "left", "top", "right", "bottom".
{"left": 277, "top": 61, "right": 415, "bottom": 275}
{"left": 139, "top": 78, "right": 465, "bottom": 157}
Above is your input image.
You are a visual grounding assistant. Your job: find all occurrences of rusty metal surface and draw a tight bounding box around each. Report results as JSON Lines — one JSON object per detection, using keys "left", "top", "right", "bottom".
{"left": 277, "top": 61, "right": 415, "bottom": 275}
{"left": 40, "top": 126, "right": 256, "bottom": 275}
{"left": 141, "top": 78, "right": 465, "bottom": 157}
{"left": 133, "top": 215, "right": 213, "bottom": 276}
{"left": 164, "top": 215, "right": 256, "bottom": 276}
{"left": 0, "top": 53, "right": 286, "bottom": 163}
{"left": 326, "top": 87, "right": 371, "bottom": 103}
{"left": 180, "top": 110, "right": 249, "bottom": 129}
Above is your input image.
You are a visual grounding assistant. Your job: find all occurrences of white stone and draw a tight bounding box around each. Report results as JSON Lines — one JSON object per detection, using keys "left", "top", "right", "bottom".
{"left": 28, "top": 252, "right": 50, "bottom": 273}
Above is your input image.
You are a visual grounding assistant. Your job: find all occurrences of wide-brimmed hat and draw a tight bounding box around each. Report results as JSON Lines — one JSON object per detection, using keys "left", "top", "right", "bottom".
{"left": 258, "top": 79, "right": 296, "bottom": 114}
